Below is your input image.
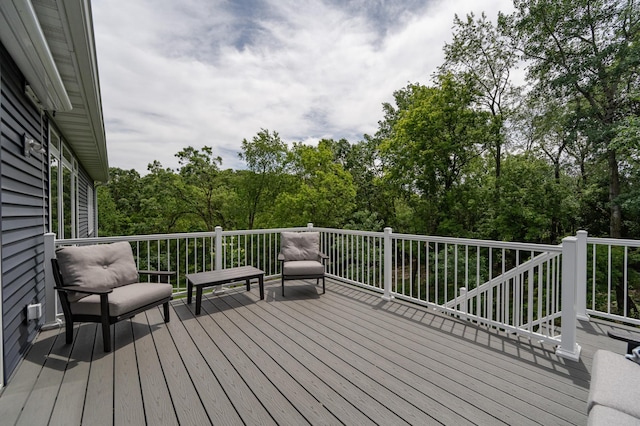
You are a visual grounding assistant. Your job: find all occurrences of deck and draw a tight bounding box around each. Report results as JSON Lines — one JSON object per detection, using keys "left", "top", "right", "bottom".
{"left": 0, "top": 278, "right": 629, "bottom": 425}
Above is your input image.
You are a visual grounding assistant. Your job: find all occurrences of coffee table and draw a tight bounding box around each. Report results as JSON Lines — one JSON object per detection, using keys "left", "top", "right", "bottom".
{"left": 186, "top": 266, "right": 265, "bottom": 315}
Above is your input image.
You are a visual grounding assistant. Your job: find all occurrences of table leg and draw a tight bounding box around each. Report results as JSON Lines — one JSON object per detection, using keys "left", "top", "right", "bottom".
{"left": 196, "top": 286, "right": 203, "bottom": 315}
{"left": 245, "top": 278, "right": 250, "bottom": 292}
{"left": 259, "top": 275, "right": 264, "bottom": 300}
{"left": 187, "top": 279, "right": 193, "bottom": 305}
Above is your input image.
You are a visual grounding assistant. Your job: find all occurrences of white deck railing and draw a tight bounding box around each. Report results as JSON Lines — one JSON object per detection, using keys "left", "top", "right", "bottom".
{"left": 584, "top": 234, "right": 640, "bottom": 326}
{"left": 318, "top": 228, "right": 566, "bottom": 345}
{"left": 44, "top": 225, "right": 615, "bottom": 361}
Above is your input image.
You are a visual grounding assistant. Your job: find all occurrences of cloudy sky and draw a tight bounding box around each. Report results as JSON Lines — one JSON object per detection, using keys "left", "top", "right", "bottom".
{"left": 92, "top": 0, "right": 514, "bottom": 174}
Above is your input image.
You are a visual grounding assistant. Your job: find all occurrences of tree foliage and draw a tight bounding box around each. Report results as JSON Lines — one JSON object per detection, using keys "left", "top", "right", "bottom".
{"left": 506, "top": 0, "right": 640, "bottom": 237}
{"left": 97, "top": 2, "right": 640, "bottom": 248}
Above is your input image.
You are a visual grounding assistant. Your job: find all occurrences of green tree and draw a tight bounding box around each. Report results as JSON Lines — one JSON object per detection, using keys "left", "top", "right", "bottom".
{"left": 506, "top": 0, "right": 640, "bottom": 238}
{"left": 139, "top": 161, "right": 190, "bottom": 233}
{"left": 97, "top": 168, "right": 142, "bottom": 236}
{"left": 273, "top": 140, "right": 356, "bottom": 227}
{"left": 175, "top": 146, "right": 236, "bottom": 230}
{"left": 441, "top": 11, "right": 520, "bottom": 181}
{"left": 380, "top": 76, "right": 491, "bottom": 234}
{"left": 238, "top": 129, "right": 288, "bottom": 229}
{"left": 481, "top": 153, "right": 577, "bottom": 243}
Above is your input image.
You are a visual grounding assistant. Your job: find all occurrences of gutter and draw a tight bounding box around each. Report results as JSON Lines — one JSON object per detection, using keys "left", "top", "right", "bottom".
{"left": 0, "top": 0, "right": 72, "bottom": 111}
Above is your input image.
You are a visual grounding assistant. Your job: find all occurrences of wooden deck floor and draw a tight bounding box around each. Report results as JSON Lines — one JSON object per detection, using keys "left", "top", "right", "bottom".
{"left": 0, "top": 279, "right": 631, "bottom": 425}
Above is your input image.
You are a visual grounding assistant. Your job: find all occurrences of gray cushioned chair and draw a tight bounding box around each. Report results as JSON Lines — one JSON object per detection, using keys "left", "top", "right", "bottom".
{"left": 278, "top": 231, "right": 328, "bottom": 297}
{"left": 52, "top": 242, "right": 173, "bottom": 352}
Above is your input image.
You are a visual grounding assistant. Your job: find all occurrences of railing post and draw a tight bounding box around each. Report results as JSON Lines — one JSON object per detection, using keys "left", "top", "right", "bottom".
{"left": 556, "top": 236, "right": 582, "bottom": 361}
{"left": 307, "top": 223, "right": 314, "bottom": 229}
{"left": 576, "top": 230, "right": 589, "bottom": 321}
{"left": 215, "top": 226, "right": 223, "bottom": 270}
{"left": 42, "top": 233, "right": 62, "bottom": 330}
{"left": 459, "top": 287, "right": 467, "bottom": 315}
{"left": 382, "top": 227, "right": 393, "bottom": 301}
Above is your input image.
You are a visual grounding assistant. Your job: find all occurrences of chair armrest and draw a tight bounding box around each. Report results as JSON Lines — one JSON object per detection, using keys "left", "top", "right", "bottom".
{"left": 278, "top": 253, "right": 285, "bottom": 262}
{"left": 319, "top": 253, "right": 329, "bottom": 263}
{"left": 138, "top": 270, "right": 176, "bottom": 283}
{"left": 54, "top": 285, "right": 113, "bottom": 296}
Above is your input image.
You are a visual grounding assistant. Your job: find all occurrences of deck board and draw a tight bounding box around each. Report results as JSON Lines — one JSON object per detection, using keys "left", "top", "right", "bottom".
{"left": 1, "top": 278, "right": 619, "bottom": 425}
{"left": 317, "top": 288, "right": 587, "bottom": 422}
{"left": 251, "top": 289, "right": 466, "bottom": 425}
{"left": 284, "top": 291, "right": 527, "bottom": 425}
{"left": 81, "top": 326, "right": 114, "bottom": 426}
{"left": 172, "top": 302, "right": 277, "bottom": 426}
{"left": 197, "top": 297, "right": 310, "bottom": 426}
{"left": 0, "top": 327, "right": 59, "bottom": 426}
{"left": 312, "top": 288, "right": 582, "bottom": 425}
{"left": 15, "top": 326, "right": 74, "bottom": 426}
{"left": 130, "top": 313, "right": 179, "bottom": 425}
{"left": 113, "top": 320, "right": 145, "bottom": 425}
{"left": 205, "top": 294, "right": 341, "bottom": 425}
{"left": 219, "top": 291, "right": 377, "bottom": 425}
{"left": 236, "top": 290, "right": 413, "bottom": 425}
{"left": 48, "top": 323, "right": 95, "bottom": 426}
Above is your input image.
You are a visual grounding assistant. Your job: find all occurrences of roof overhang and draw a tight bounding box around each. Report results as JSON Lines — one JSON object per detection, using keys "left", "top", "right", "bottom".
{"left": 0, "top": 0, "right": 71, "bottom": 111}
{"left": 0, "top": 0, "right": 109, "bottom": 182}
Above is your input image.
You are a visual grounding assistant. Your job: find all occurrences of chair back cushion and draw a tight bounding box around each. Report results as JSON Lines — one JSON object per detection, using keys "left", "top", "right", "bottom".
{"left": 55, "top": 242, "right": 139, "bottom": 301}
{"left": 281, "top": 232, "right": 320, "bottom": 261}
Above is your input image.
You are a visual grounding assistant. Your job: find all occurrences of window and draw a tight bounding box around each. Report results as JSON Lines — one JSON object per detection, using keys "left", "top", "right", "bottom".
{"left": 49, "top": 128, "right": 78, "bottom": 239}
{"left": 87, "top": 184, "right": 95, "bottom": 236}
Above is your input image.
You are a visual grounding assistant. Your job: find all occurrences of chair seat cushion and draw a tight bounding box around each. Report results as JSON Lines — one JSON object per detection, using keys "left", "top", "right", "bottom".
{"left": 588, "top": 404, "right": 640, "bottom": 426}
{"left": 70, "top": 283, "right": 173, "bottom": 317}
{"left": 283, "top": 260, "right": 324, "bottom": 276}
{"left": 588, "top": 349, "right": 640, "bottom": 420}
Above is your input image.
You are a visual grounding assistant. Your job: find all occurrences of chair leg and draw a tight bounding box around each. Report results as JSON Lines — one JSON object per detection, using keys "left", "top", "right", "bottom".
{"left": 100, "top": 295, "right": 111, "bottom": 352}
{"left": 282, "top": 275, "right": 285, "bottom": 297}
{"left": 101, "top": 320, "right": 111, "bottom": 352}
{"left": 65, "top": 319, "right": 74, "bottom": 344}
{"left": 322, "top": 276, "right": 325, "bottom": 294}
{"left": 163, "top": 302, "right": 170, "bottom": 322}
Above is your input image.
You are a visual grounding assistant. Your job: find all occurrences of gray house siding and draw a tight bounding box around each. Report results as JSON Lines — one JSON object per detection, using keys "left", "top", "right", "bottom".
{"left": 1, "top": 42, "right": 49, "bottom": 380}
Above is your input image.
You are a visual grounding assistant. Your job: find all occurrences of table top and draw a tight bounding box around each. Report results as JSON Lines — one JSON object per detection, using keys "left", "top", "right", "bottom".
{"left": 186, "top": 266, "right": 264, "bottom": 286}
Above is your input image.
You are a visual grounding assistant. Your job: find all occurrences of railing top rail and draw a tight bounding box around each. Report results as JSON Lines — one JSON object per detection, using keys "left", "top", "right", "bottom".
{"left": 56, "top": 227, "right": 564, "bottom": 253}
{"left": 586, "top": 236, "right": 640, "bottom": 247}
{"left": 221, "top": 227, "right": 309, "bottom": 236}
{"left": 54, "top": 227, "right": 311, "bottom": 246}
{"left": 314, "top": 227, "right": 564, "bottom": 251}
{"left": 389, "top": 232, "right": 562, "bottom": 252}
{"left": 312, "top": 227, "right": 384, "bottom": 238}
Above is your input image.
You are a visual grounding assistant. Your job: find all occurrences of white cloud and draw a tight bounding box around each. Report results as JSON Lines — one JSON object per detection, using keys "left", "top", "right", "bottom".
{"left": 92, "top": 0, "right": 514, "bottom": 174}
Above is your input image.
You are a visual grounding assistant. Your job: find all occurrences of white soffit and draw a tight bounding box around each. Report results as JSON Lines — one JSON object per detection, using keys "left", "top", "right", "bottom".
{"left": 34, "top": 0, "right": 109, "bottom": 181}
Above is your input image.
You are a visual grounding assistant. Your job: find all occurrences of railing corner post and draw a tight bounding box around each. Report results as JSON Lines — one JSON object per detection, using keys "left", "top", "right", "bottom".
{"left": 215, "top": 226, "right": 223, "bottom": 270}
{"left": 556, "top": 236, "right": 582, "bottom": 362}
{"left": 382, "top": 227, "right": 393, "bottom": 301}
{"left": 576, "top": 230, "right": 589, "bottom": 321}
{"left": 307, "top": 223, "right": 314, "bottom": 229}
